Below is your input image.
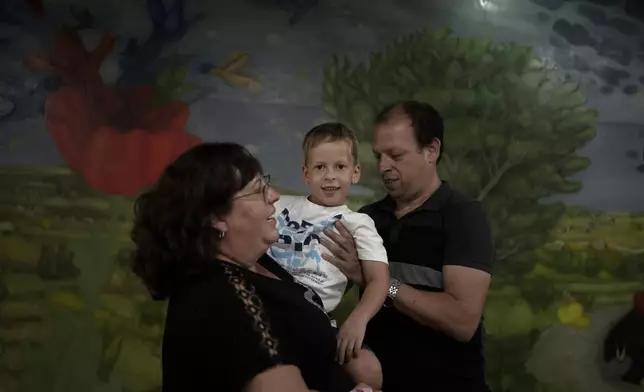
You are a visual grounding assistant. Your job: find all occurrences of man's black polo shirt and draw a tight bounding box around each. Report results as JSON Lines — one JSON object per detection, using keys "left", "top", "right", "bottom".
{"left": 359, "top": 181, "right": 495, "bottom": 391}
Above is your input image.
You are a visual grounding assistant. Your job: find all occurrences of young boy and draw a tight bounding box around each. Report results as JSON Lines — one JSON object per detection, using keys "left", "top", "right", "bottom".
{"left": 268, "top": 122, "right": 389, "bottom": 389}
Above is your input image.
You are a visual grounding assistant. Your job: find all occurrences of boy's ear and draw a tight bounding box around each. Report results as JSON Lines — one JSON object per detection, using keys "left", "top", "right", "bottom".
{"left": 302, "top": 165, "right": 310, "bottom": 185}
{"left": 351, "top": 164, "right": 361, "bottom": 184}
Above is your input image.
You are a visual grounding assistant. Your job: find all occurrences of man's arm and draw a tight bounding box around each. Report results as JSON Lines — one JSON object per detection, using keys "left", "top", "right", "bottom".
{"left": 392, "top": 266, "right": 491, "bottom": 341}
{"left": 392, "top": 201, "right": 495, "bottom": 342}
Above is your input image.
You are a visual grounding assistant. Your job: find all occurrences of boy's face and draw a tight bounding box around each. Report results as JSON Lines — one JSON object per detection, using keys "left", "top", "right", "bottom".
{"left": 302, "top": 140, "right": 361, "bottom": 207}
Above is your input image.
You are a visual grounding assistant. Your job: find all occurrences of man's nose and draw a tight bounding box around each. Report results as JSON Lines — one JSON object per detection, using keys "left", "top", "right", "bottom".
{"left": 378, "top": 156, "right": 392, "bottom": 174}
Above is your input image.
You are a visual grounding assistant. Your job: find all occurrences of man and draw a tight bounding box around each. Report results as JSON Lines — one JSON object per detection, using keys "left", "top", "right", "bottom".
{"left": 320, "top": 101, "right": 495, "bottom": 391}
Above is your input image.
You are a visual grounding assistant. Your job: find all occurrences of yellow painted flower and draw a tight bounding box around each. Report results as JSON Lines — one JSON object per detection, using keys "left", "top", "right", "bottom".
{"left": 47, "top": 291, "right": 85, "bottom": 310}
{"left": 556, "top": 300, "right": 590, "bottom": 329}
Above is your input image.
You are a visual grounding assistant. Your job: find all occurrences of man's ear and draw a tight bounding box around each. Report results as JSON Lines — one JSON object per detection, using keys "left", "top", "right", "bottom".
{"left": 425, "top": 138, "right": 441, "bottom": 163}
{"left": 351, "top": 164, "right": 361, "bottom": 184}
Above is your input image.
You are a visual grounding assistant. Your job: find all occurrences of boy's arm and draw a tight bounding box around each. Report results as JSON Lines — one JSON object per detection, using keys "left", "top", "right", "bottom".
{"left": 344, "top": 213, "right": 389, "bottom": 323}
{"left": 348, "top": 260, "right": 389, "bottom": 323}
{"left": 335, "top": 214, "right": 388, "bottom": 364}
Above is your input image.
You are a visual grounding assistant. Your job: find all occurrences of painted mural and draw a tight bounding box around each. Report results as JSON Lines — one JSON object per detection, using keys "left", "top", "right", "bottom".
{"left": 0, "top": 0, "right": 643, "bottom": 391}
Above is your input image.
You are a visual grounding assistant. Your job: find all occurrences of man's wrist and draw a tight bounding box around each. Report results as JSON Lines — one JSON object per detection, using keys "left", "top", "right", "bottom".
{"left": 383, "top": 278, "right": 402, "bottom": 307}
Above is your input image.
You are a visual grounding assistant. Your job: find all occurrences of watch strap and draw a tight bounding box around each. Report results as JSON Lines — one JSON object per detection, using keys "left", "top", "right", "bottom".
{"left": 384, "top": 278, "right": 401, "bottom": 307}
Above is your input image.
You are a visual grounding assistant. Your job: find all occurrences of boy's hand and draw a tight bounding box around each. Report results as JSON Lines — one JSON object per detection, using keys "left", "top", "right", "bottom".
{"left": 336, "top": 315, "right": 367, "bottom": 365}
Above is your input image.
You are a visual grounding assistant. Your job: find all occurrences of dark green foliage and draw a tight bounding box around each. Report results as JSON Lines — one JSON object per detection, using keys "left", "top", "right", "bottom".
{"left": 0, "top": 269, "right": 8, "bottom": 305}
{"left": 486, "top": 335, "right": 543, "bottom": 392}
{"left": 37, "top": 242, "right": 80, "bottom": 281}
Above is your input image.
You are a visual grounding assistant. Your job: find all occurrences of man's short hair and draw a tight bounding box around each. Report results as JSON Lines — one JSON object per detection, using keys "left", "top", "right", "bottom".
{"left": 302, "top": 122, "right": 359, "bottom": 164}
{"left": 375, "top": 101, "right": 444, "bottom": 162}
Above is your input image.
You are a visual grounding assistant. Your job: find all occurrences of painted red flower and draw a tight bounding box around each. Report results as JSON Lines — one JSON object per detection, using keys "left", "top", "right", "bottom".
{"left": 26, "top": 26, "right": 202, "bottom": 195}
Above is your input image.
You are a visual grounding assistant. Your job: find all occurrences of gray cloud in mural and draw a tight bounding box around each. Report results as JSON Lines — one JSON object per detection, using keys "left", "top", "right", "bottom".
{"left": 577, "top": 4, "right": 640, "bottom": 36}
{"left": 622, "top": 84, "right": 638, "bottom": 95}
{"left": 537, "top": 12, "right": 551, "bottom": 23}
{"left": 624, "top": 130, "right": 644, "bottom": 173}
{"left": 594, "top": 38, "right": 633, "bottom": 66}
{"left": 529, "top": 0, "right": 644, "bottom": 99}
{"left": 573, "top": 54, "right": 591, "bottom": 73}
{"left": 529, "top": 0, "right": 635, "bottom": 14}
{"left": 553, "top": 18, "right": 596, "bottom": 46}
{"left": 577, "top": 4, "right": 608, "bottom": 24}
{"left": 553, "top": 52, "right": 593, "bottom": 79}
{"left": 593, "top": 66, "right": 631, "bottom": 86}
{"left": 529, "top": 0, "right": 566, "bottom": 11}
{"left": 551, "top": 17, "right": 633, "bottom": 68}
{"left": 585, "top": 0, "right": 622, "bottom": 6}
{"left": 549, "top": 33, "right": 570, "bottom": 49}
{"left": 625, "top": 0, "right": 644, "bottom": 23}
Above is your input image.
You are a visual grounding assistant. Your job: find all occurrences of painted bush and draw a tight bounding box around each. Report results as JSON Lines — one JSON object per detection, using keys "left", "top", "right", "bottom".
{"left": 322, "top": 27, "right": 597, "bottom": 276}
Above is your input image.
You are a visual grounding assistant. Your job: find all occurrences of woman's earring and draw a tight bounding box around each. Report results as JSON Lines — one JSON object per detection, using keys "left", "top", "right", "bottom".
{"left": 219, "top": 231, "right": 226, "bottom": 239}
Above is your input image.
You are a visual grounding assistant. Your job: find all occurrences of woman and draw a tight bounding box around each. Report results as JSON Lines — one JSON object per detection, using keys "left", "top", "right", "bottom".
{"left": 130, "top": 142, "right": 375, "bottom": 392}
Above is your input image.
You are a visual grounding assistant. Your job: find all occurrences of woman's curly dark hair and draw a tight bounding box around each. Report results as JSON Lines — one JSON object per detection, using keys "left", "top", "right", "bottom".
{"left": 131, "top": 142, "right": 263, "bottom": 300}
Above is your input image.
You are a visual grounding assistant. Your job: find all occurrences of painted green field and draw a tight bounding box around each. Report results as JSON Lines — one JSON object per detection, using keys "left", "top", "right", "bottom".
{"left": 0, "top": 165, "right": 642, "bottom": 392}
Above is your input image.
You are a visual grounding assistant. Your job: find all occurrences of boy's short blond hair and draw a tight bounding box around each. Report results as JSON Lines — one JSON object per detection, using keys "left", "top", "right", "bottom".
{"left": 302, "top": 122, "right": 359, "bottom": 165}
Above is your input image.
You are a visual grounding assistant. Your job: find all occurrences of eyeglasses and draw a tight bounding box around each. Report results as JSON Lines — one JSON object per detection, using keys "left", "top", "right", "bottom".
{"left": 232, "top": 174, "right": 271, "bottom": 202}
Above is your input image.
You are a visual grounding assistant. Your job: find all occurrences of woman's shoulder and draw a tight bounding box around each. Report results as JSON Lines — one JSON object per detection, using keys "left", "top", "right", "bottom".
{"left": 169, "top": 261, "right": 249, "bottom": 308}
{"left": 166, "top": 261, "right": 276, "bottom": 341}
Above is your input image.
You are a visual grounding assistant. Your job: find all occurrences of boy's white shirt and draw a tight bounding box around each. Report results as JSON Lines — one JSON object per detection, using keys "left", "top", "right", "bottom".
{"left": 267, "top": 195, "right": 389, "bottom": 313}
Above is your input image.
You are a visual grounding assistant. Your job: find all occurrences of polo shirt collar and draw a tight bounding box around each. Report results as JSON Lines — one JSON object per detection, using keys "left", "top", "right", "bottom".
{"left": 376, "top": 181, "right": 453, "bottom": 213}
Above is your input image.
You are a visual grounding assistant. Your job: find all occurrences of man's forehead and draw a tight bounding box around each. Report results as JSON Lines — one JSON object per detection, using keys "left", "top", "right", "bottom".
{"left": 383, "top": 108, "right": 412, "bottom": 125}
{"left": 374, "top": 120, "right": 415, "bottom": 148}
{"left": 376, "top": 114, "right": 412, "bottom": 134}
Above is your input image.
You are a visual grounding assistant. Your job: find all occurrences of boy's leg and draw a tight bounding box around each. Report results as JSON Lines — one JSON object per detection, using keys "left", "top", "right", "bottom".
{"left": 343, "top": 348, "right": 383, "bottom": 390}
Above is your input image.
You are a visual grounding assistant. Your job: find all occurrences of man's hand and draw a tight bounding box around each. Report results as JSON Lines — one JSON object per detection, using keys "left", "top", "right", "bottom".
{"left": 321, "top": 221, "right": 364, "bottom": 287}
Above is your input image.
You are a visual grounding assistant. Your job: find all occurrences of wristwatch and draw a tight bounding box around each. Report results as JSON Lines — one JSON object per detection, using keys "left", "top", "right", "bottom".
{"left": 383, "top": 278, "right": 402, "bottom": 307}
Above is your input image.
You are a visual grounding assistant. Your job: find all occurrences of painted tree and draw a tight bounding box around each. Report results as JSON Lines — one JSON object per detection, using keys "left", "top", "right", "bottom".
{"left": 322, "top": 27, "right": 597, "bottom": 276}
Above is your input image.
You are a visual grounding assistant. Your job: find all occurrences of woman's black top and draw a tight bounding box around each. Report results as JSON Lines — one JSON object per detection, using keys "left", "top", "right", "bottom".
{"left": 161, "top": 254, "right": 354, "bottom": 392}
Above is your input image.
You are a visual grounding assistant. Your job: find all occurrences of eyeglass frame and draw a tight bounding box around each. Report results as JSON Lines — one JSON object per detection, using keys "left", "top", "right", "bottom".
{"left": 231, "top": 174, "right": 272, "bottom": 202}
